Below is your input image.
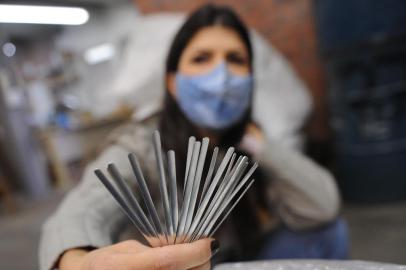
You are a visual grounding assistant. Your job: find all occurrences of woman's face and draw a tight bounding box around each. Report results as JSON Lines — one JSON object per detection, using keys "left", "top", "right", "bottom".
{"left": 168, "top": 26, "right": 250, "bottom": 96}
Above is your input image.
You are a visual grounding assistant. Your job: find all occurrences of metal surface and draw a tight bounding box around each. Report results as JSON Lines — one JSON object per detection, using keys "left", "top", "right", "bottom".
{"left": 215, "top": 260, "right": 406, "bottom": 270}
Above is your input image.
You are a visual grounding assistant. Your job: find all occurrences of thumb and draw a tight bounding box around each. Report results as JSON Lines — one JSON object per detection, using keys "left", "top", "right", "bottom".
{"left": 108, "top": 240, "right": 150, "bottom": 253}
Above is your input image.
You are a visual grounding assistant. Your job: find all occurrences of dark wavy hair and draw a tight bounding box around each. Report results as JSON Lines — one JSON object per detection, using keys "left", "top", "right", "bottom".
{"left": 158, "top": 4, "right": 268, "bottom": 261}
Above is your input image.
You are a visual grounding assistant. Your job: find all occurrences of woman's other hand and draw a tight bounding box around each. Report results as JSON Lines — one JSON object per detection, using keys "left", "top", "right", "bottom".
{"left": 59, "top": 238, "right": 217, "bottom": 270}
{"left": 239, "top": 123, "right": 266, "bottom": 156}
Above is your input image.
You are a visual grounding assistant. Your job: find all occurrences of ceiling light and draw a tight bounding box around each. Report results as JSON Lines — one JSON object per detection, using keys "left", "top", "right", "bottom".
{"left": 0, "top": 4, "right": 89, "bottom": 25}
{"left": 2, "top": 42, "right": 16, "bottom": 57}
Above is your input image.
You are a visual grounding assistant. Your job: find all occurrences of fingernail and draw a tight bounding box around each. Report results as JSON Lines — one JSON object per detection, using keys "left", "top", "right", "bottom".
{"left": 210, "top": 240, "right": 220, "bottom": 257}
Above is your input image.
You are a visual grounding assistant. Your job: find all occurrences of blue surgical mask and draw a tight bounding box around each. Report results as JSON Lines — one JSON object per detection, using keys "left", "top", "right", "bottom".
{"left": 175, "top": 62, "right": 253, "bottom": 130}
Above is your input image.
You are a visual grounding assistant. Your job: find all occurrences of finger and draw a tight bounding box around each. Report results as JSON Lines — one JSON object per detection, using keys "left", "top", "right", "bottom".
{"left": 141, "top": 238, "right": 214, "bottom": 270}
{"left": 113, "top": 238, "right": 214, "bottom": 270}
{"left": 108, "top": 240, "right": 150, "bottom": 253}
{"left": 190, "top": 261, "right": 211, "bottom": 270}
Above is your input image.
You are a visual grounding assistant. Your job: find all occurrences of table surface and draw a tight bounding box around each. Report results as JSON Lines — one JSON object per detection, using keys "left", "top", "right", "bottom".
{"left": 215, "top": 260, "right": 406, "bottom": 270}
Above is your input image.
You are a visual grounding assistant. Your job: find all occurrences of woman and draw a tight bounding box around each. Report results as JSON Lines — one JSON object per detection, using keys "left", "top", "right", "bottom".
{"left": 40, "top": 4, "right": 348, "bottom": 270}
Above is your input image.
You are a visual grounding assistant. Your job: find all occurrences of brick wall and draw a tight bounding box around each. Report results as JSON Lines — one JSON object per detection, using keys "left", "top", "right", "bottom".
{"left": 133, "top": 0, "right": 328, "bottom": 141}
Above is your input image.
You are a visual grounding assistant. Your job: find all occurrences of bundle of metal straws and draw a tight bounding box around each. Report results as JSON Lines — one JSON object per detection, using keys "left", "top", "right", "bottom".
{"left": 94, "top": 130, "right": 257, "bottom": 247}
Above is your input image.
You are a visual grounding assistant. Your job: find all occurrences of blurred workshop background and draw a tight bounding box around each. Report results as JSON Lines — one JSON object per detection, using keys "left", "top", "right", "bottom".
{"left": 0, "top": 0, "right": 405, "bottom": 269}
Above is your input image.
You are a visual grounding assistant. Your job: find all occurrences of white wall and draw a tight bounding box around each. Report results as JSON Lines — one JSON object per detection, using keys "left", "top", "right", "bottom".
{"left": 55, "top": 3, "right": 140, "bottom": 117}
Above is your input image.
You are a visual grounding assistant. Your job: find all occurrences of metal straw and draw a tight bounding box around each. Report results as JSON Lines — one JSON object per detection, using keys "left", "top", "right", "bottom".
{"left": 152, "top": 131, "right": 172, "bottom": 237}
{"left": 128, "top": 153, "right": 163, "bottom": 236}
{"left": 207, "top": 179, "right": 256, "bottom": 237}
{"left": 198, "top": 147, "right": 218, "bottom": 208}
{"left": 184, "top": 137, "right": 209, "bottom": 234}
{"left": 95, "top": 131, "right": 258, "bottom": 246}
{"left": 184, "top": 136, "right": 196, "bottom": 196}
{"left": 107, "top": 163, "right": 157, "bottom": 237}
{"left": 167, "top": 150, "right": 178, "bottom": 232}
{"left": 193, "top": 157, "right": 248, "bottom": 238}
{"left": 94, "top": 169, "right": 148, "bottom": 237}
{"left": 176, "top": 141, "right": 201, "bottom": 241}
{"left": 198, "top": 164, "right": 258, "bottom": 240}
{"left": 185, "top": 147, "right": 234, "bottom": 239}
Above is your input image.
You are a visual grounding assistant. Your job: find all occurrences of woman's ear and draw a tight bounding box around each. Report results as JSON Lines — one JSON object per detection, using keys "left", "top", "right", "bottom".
{"left": 166, "top": 73, "right": 177, "bottom": 98}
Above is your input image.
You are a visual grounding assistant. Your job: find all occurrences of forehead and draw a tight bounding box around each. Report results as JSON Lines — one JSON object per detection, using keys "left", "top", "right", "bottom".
{"left": 184, "top": 26, "right": 248, "bottom": 53}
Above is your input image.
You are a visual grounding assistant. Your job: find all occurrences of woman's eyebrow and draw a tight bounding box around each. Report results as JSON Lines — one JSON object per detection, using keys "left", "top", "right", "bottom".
{"left": 188, "top": 48, "right": 213, "bottom": 54}
{"left": 223, "top": 46, "right": 249, "bottom": 57}
{"left": 227, "top": 49, "right": 247, "bottom": 54}
{"left": 188, "top": 47, "right": 247, "bottom": 56}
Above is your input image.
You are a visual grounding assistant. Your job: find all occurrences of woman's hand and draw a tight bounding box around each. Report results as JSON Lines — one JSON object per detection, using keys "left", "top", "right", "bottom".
{"left": 59, "top": 238, "right": 217, "bottom": 270}
{"left": 239, "top": 123, "right": 266, "bottom": 156}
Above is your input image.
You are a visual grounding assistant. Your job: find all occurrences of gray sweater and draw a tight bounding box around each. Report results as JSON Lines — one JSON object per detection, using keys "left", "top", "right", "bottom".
{"left": 39, "top": 121, "right": 340, "bottom": 270}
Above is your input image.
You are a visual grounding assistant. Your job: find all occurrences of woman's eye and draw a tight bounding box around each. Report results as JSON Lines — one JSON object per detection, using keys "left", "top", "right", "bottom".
{"left": 227, "top": 53, "right": 248, "bottom": 65}
{"left": 191, "top": 53, "right": 210, "bottom": 64}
